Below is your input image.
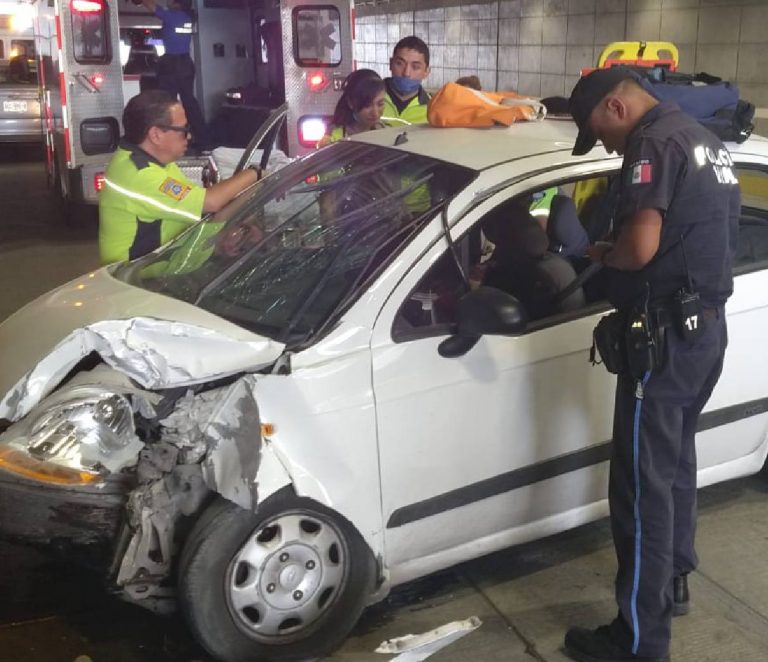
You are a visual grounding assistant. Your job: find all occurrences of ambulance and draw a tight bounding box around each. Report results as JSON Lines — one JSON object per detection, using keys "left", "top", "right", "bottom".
{"left": 31, "top": 0, "right": 355, "bottom": 216}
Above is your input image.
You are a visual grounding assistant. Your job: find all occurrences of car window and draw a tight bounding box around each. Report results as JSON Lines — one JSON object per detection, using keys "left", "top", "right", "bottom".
{"left": 393, "top": 175, "right": 614, "bottom": 342}
{"left": 114, "top": 142, "right": 474, "bottom": 346}
{"left": 734, "top": 166, "right": 768, "bottom": 272}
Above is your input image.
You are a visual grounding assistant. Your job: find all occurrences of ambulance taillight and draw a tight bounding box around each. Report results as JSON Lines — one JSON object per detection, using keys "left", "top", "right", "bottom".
{"left": 298, "top": 116, "right": 328, "bottom": 148}
{"left": 94, "top": 173, "right": 106, "bottom": 192}
{"left": 307, "top": 71, "right": 329, "bottom": 92}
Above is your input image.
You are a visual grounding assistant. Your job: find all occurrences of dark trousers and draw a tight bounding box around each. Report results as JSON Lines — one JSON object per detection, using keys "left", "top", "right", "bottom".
{"left": 609, "top": 313, "right": 727, "bottom": 657}
{"left": 157, "top": 53, "right": 210, "bottom": 147}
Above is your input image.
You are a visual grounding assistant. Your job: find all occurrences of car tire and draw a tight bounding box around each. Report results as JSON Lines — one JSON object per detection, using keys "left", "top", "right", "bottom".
{"left": 178, "top": 490, "right": 377, "bottom": 662}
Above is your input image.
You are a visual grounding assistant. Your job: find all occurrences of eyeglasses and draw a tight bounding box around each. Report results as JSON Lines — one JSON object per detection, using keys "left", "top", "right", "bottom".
{"left": 157, "top": 124, "right": 191, "bottom": 137}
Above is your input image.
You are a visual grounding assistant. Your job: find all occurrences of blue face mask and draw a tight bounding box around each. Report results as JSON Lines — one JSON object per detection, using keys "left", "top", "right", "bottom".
{"left": 390, "top": 75, "right": 422, "bottom": 96}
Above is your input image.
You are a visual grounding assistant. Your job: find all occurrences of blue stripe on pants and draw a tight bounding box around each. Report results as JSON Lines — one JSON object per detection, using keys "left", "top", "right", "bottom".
{"left": 631, "top": 370, "right": 652, "bottom": 655}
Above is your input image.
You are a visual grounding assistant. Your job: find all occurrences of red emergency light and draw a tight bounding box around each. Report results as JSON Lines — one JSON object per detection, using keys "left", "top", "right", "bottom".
{"left": 94, "top": 172, "right": 105, "bottom": 192}
{"left": 89, "top": 72, "right": 105, "bottom": 87}
{"left": 70, "top": 0, "right": 104, "bottom": 14}
{"left": 307, "top": 71, "right": 329, "bottom": 92}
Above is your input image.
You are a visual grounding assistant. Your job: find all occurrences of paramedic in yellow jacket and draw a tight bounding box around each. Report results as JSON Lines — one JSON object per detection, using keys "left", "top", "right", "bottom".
{"left": 383, "top": 36, "right": 431, "bottom": 127}
{"left": 319, "top": 69, "right": 386, "bottom": 146}
{"left": 99, "top": 89, "right": 262, "bottom": 264}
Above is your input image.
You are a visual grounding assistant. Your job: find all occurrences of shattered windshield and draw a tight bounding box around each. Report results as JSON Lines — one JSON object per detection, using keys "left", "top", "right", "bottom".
{"left": 114, "top": 142, "right": 474, "bottom": 346}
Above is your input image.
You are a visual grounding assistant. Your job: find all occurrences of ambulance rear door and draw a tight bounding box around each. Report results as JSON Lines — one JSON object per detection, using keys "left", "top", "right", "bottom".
{"left": 280, "top": 0, "right": 354, "bottom": 155}
{"left": 55, "top": 0, "right": 124, "bottom": 205}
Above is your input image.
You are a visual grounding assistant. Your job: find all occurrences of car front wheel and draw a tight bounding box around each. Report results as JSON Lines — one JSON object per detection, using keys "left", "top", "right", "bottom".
{"left": 178, "top": 490, "right": 377, "bottom": 662}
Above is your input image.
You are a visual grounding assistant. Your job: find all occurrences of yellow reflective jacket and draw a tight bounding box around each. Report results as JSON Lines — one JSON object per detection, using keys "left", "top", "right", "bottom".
{"left": 382, "top": 81, "right": 430, "bottom": 127}
{"left": 98, "top": 141, "right": 205, "bottom": 264}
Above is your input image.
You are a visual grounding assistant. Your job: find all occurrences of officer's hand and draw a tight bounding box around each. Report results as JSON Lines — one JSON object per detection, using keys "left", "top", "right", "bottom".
{"left": 587, "top": 241, "right": 613, "bottom": 263}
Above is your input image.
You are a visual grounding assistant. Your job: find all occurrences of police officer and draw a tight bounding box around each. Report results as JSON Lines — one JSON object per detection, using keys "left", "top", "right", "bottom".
{"left": 564, "top": 67, "right": 740, "bottom": 661}
{"left": 140, "top": 0, "right": 210, "bottom": 149}
{"left": 99, "top": 90, "right": 261, "bottom": 264}
{"left": 382, "top": 36, "right": 431, "bottom": 127}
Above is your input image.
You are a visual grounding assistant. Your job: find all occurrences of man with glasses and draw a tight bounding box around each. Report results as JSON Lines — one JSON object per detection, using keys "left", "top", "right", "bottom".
{"left": 99, "top": 90, "right": 262, "bottom": 264}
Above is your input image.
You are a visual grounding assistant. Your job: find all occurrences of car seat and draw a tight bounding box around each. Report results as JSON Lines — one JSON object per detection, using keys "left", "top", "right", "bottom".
{"left": 481, "top": 201, "right": 585, "bottom": 320}
{"left": 547, "top": 194, "right": 589, "bottom": 257}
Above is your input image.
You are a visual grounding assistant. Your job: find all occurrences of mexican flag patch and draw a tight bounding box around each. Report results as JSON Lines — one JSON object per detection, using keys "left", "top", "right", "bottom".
{"left": 631, "top": 160, "right": 652, "bottom": 185}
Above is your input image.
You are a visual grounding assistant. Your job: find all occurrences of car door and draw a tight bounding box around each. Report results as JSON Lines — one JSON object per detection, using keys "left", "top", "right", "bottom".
{"left": 696, "top": 157, "right": 768, "bottom": 485}
{"left": 370, "top": 162, "right": 622, "bottom": 579}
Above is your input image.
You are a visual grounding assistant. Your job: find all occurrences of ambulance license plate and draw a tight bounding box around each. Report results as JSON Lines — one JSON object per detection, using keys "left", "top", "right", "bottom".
{"left": 3, "top": 100, "right": 28, "bottom": 113}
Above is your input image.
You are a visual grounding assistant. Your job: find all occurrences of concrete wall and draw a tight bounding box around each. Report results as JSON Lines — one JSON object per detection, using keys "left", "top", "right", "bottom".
{"left": 356, "top": 0, "right": 768, "bottom": 133}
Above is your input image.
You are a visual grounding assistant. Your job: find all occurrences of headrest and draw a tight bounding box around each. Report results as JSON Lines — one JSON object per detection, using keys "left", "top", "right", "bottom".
{"left": 547, "top": 195, "right": 589, "bottom": 257}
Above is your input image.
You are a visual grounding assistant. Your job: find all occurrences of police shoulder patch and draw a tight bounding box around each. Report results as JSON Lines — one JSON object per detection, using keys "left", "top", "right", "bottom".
{"left": 629, "top": 159, "right": 653, "bottom": 185}
{"left": 159, "top": 177, "right": 192, "bottom": 201}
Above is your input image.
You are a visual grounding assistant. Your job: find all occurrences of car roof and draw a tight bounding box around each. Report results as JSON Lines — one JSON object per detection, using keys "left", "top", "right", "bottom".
{"left": 348, "top": 118, "right": 768, "bottom": 171}
{"left": 349, "top": 119, "right": 582, "bottom": 170}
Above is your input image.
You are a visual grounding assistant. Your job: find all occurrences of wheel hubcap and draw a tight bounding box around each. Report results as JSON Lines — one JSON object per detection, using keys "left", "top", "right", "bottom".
{"left": 226, "top": 512, "right": 346, "bottom": 640}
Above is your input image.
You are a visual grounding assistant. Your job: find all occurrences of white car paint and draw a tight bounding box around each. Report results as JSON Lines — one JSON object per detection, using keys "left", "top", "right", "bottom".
{"left": 2, "top": 120, "right": 768, "bottom": 605}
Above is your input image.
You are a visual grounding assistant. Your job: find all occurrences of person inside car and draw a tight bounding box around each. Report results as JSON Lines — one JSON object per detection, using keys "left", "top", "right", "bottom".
{"left": 382, "top": 36, "right": 431, "bottom": 127}
{"left": 8, "top": 47, "right": 31, "bottom": 84}
{"left": 481, "top": 198, "right": 585, "bottom": 319}
{"left": 319, "top": 69, "right": 386, "bottom": 146}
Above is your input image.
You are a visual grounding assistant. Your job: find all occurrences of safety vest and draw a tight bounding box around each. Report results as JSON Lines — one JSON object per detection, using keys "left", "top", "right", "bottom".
{"left": 318, "top": 125, "right": 346, "bottom": 148}
{"left": 99, "top": 141, "right": 206, "bottom": 264}
{"left": 382, "top": 85, "right": 430, "bottom": 127}
{"left": 529, "top": 187, "right": 558, "bottom": 218}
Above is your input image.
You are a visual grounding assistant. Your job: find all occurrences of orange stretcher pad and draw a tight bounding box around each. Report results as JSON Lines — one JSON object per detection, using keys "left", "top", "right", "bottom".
{"left": 427, "top": 82, "right": 546, "bottom": 128}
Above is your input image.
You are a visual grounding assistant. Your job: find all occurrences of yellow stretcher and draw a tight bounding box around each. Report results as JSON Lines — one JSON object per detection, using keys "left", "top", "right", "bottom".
{"left": 581, "top": 41, "right": 679, "bottom": 76}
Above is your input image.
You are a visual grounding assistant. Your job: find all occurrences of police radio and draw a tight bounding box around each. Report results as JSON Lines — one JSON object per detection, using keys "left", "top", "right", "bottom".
{"left": 673, "top": 235, "right": 702, "bottom": 341}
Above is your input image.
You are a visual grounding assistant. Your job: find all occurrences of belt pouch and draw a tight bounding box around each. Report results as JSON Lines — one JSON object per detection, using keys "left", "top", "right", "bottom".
{"left": 592, "top": 311, "right": 628, "bottom": 375}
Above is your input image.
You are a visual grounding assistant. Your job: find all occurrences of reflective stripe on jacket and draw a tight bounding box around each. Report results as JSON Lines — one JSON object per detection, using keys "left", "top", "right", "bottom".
{"left": 98, "top": 141, "right": 205, "bottom": 264}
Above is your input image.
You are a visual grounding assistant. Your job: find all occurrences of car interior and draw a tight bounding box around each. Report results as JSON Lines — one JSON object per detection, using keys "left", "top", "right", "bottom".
{"left": 393, "top": 165, "right": 768, "bottom": 343}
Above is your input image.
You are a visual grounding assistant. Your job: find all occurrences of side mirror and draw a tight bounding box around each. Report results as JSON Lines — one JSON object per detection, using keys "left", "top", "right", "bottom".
{"left": 438, "top": 286, "right": 528, "bottom": 358}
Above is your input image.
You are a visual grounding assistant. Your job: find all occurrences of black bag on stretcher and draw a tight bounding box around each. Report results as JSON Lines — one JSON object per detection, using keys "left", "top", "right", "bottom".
{"left": 636, "top": 70, "right": 755, "bottom": 144}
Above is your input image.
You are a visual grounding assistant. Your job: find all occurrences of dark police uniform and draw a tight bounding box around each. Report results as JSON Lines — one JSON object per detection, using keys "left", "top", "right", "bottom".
{"left": 604, "top": 100, "right": 740, "bottom": 658}
{"left": 155, "top": 5, "right": 209, "bottom": 147}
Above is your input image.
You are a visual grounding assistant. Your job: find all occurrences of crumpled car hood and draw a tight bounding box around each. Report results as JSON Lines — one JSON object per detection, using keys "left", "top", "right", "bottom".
{"left": 0, "top": 268, "right": 285, "bottom": 421}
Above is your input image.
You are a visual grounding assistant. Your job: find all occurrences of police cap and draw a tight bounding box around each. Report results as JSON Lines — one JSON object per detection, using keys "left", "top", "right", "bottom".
{"left": 569, "top": 66, "right": 641, "bottom": 156}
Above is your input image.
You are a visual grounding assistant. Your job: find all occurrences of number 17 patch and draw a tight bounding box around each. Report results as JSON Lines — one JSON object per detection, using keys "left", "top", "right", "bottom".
{"left": 630, "top": 159, "right": 653, "bottom": 185}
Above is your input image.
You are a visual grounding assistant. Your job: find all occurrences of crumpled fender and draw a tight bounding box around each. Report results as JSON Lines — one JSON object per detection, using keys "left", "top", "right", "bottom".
{"left": 0, "top": 317, "right": 284, "bottom": 423}
{"left": 160, "top": 377, "right": 292, "bottom": 511}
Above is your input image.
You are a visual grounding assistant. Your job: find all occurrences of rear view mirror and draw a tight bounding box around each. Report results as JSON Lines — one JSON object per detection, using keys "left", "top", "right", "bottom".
{"left": 438, "top": 286, "right": 527, "bottom": 358}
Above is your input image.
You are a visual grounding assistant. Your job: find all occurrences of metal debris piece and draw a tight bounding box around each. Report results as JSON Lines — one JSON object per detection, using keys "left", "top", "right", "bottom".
{"left": 375, "top": 616, "right": 482, "bottom": 661}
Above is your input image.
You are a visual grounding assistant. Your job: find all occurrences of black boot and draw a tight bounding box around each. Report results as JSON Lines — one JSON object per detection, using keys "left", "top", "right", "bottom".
{"left": 673, "top": 574, "right": 690, "bottom": 617}
{"left": 564, "top": 623, "right": 670, "bottom": 662}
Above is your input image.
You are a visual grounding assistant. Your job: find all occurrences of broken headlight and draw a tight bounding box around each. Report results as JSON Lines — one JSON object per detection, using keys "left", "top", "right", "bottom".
{"left": 0, "top": 389, "right": 141, "bottom": 486}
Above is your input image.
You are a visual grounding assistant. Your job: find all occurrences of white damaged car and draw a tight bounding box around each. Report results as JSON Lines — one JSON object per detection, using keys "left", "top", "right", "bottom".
{"left": 2, "top": 121, "right": 768, "bottom": 662}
